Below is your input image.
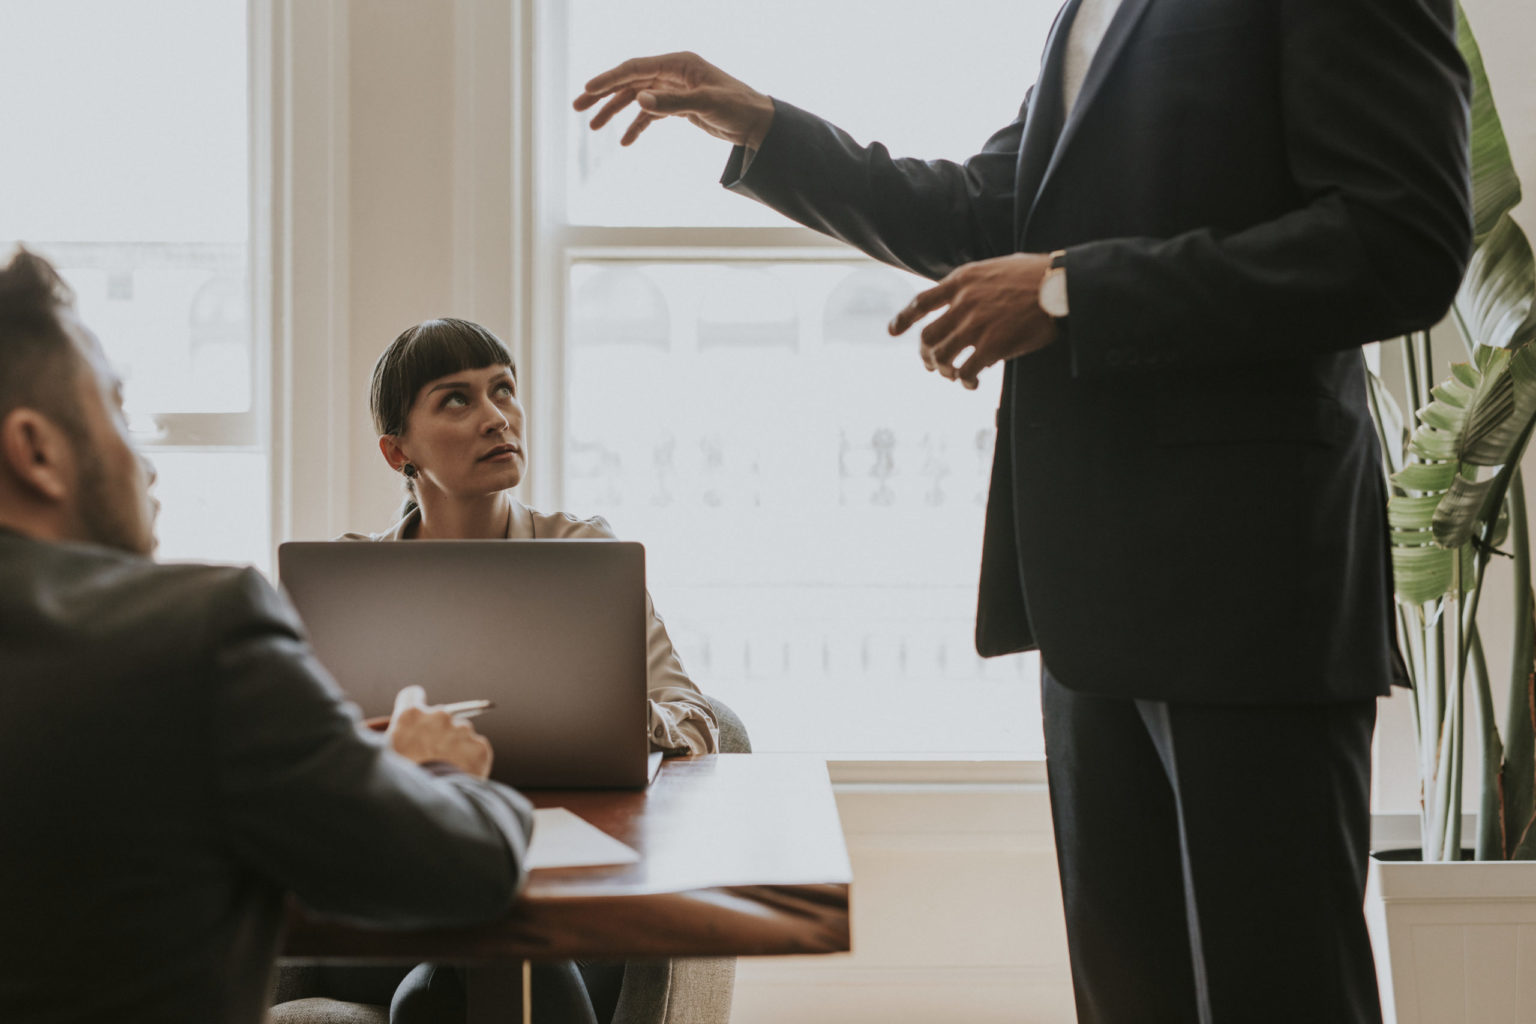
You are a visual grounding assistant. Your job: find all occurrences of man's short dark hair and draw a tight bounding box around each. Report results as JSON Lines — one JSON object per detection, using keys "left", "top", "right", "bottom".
{"left": 0, "top": 247, "right": 85, "bottom": 438}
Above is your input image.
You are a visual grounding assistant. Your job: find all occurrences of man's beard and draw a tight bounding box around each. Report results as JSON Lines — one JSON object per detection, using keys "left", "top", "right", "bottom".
{"left": 75, "top": 448, "right": 149, "bottom": 556}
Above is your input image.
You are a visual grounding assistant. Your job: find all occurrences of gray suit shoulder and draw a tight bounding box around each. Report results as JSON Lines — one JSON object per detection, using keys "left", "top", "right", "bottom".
{"left": 1, "top": 534, "right": 289, "bottom": 637}
{"left": 118, "top": 558, "right": 298, "bottom": 640}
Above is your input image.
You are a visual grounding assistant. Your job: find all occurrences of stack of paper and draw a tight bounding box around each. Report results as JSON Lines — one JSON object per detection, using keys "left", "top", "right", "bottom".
{"left": 526, "top": 807, "right": 641, "bottom": 870}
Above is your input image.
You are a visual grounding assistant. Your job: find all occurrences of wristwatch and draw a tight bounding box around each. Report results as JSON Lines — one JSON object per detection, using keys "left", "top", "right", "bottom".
{"left": 1039, "top": 249, "right": 1070, "bottom": 319}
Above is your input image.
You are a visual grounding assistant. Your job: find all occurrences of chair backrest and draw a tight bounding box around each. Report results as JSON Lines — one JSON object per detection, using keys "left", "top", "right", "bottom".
{"left": 708, "top": 696, "right": 752, "bottom": 754}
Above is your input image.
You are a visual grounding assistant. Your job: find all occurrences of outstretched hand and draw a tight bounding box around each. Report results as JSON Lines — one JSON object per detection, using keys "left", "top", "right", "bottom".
{"left": 889, "top": 253, "right": 1059, "bottom": 389}
{"left": 574, "top": 51, "right": 775, "bottom": 149}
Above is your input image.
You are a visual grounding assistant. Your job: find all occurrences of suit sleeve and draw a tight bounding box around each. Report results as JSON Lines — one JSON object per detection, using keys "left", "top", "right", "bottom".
{"left": 207, "top": 569, "right": 534, "bottom": 928}
{"left": 1064, "top": 0, "right": 1472, "bottom": 374}
{"left": 723, "top": 94, "right": 1032, "bottom": 281}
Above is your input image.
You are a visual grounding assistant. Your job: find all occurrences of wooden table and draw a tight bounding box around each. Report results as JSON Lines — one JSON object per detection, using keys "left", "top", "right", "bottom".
{"left": 282, "top": 754, "right": 852, "bottom": 1022}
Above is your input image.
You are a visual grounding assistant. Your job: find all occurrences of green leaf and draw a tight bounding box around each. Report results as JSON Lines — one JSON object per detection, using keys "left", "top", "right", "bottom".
{"left": 1435, "top": 475, "right": 1502, "bottom": 547}
{"left": 1410, "top": 428, "right": 1462, "bottom": 462}
{"left": 1390, "top": 494, "right": 1445, "bottom": 530}
{"left": 1432, "top": 348, "right": 1536, "bottom": 547}
{"left": 1453, "top": 362, "right": 1483, "bottom": 389}
{"left": 1395, "top": 462, "right": 1458, "bottom": 492}
{"left": 1420, "top": 403, "right": 1468, "bottom": 433}
{"left": 1432, "top": 379, "right": 1475, "bottom": 408}
{"left": 1457, "top": 214, "right": 1536, "bottom": 354}
{"left": 1457, "top": 2, "right": 1522, "bottom": 244}
{"left": 1392, "top": 542, "right": 1455, "bottom": 605}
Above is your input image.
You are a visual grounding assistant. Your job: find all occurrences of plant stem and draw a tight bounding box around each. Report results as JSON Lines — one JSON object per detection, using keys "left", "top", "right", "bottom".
{"left": 1419, "top": 601, "right": 1443, "bottom": 859}
{"left": 1444, "top": 554, "right": 1467, "bottom": 859}
{"left": 1473, "top": 624, "right": 1504, "bottom": 858}
{"left": 1503, "top": 473, "right": 1536, "bottom": 858}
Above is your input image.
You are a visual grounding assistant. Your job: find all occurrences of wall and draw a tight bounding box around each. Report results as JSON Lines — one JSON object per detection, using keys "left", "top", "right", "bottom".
{"left": 275, "top": 1, "right": 1536, "bottom": 1020}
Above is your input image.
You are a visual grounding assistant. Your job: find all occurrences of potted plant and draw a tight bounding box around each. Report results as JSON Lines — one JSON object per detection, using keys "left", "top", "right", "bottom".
{"left": 1363, "top": 4, "right": 1536, "bottom": 1020}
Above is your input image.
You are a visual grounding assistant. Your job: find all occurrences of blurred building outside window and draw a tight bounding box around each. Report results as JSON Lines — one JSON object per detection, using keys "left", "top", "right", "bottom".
{"left": 551, "top": 0, "right": 1056, "bottom": 757}
{"left": 0, "top": 0, "right": 264, "bottom": 569}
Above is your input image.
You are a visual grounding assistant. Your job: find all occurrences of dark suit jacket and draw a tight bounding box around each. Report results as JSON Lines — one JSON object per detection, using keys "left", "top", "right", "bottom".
{"left": 0, "top": 529, "right": 535, "bottom": 1024}
{"left": 725, "top": 0, "right": 1472, "bottom": 703}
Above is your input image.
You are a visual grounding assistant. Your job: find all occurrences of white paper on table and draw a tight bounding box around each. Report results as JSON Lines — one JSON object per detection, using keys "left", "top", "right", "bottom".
{"left": 526, "top": 807, "right": 641, "bottom": 870}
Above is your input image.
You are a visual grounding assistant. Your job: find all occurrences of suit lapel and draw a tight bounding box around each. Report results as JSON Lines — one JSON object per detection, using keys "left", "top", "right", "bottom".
{"left": 1011, "top": 0, "right": 1084, "bottom": 243}
{"left": 1021, "top": 0, "right": 1156, "bottom": 238}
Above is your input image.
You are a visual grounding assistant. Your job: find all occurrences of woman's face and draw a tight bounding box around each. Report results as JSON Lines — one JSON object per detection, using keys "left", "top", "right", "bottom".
{"left": 393, "top": 363, "right": 525, "bottom": 498}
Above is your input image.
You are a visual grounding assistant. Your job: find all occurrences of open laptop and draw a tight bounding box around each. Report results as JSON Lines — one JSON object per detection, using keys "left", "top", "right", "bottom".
{"left": 277, "top": 539, "right": 662, "bottom": 789}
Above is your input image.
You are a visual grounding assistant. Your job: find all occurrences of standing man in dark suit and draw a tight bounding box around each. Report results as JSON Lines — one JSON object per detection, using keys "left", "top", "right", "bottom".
{"left": 0, "top": 247, "right": 535, "bottom": 1024}
{"left": 574, "top": 1, "right": 1472, "bottom": 1019}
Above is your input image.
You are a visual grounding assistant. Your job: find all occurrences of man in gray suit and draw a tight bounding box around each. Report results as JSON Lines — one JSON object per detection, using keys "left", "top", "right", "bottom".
{"left": 0, "top": 247, "right": 535, "bottom": 1023}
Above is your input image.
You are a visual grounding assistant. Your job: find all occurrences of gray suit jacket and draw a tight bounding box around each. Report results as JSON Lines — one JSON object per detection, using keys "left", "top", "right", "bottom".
{"left": 0, "top": 528, "right": 534, "bottom": 1024}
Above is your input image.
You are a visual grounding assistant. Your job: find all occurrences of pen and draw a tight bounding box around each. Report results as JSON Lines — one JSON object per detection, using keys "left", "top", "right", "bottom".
{"left": 362, "top": 699, "right": 494, "bottom": 733}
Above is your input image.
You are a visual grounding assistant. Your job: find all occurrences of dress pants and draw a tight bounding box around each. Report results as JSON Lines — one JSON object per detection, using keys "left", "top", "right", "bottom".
{"left": 1041, "top": 669, "right": 1381, "bottom": 1024}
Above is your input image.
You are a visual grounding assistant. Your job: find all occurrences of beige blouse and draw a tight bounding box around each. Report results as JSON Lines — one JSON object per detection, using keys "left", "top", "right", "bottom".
{"left": 340, "top": 501, "right": 720, "bottom": 755}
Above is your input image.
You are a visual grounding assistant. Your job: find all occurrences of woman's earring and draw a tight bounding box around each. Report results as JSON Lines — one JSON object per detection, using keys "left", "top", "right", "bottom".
{"left": 402, "top": 463, "right": 417, "bottom": 478}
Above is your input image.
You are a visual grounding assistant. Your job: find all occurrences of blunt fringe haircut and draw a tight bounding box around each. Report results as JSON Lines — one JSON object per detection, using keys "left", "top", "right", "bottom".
{"left": 369, "top": 317, "right": 516, "bottom": 438}
{"left": 369, "top": 317, "right": 516, "bottom": 521}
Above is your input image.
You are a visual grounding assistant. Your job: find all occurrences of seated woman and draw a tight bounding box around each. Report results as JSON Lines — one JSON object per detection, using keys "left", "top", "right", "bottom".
{"left": 331, "top": 316, "right": 718, "bottom": 1024}
{"left": 347, "top": 316, "right": 719, "bottom": 759}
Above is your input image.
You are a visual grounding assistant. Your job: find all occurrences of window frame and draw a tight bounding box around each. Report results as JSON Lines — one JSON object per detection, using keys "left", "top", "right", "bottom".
{"left": 2, "top": 1, "right": 272, "bottom": 566}
{"left": 520, "top": 1, "right": 1041, "bottom": 766}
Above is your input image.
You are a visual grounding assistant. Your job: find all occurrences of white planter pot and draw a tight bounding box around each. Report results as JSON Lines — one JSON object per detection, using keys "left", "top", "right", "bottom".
{"left": 1365, "top": 852, "right": 1536, "bottom": 1024}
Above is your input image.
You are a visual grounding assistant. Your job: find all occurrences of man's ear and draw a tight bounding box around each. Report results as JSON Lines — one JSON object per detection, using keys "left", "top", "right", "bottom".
{"left": 0, "top": 409, "right": 73, "bottom": 502}
{"left": 379, "top": 435, "right": 410, "bottom": 473}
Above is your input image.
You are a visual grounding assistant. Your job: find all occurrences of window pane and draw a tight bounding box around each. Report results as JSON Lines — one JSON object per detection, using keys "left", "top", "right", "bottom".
{"left": 150, "top": 453, "right": 270, "bottom": 569}
{"left": 565, "top": 260, "right": 1041, "bottom": 757}
{"left": 0, "top": 1, "right": 262, "bottom": 567}
{"left": 562, "top": 0, "right": 1058, "bottom": 226}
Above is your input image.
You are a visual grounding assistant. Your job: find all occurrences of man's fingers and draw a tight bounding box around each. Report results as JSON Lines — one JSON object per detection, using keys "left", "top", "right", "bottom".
{"left": 955, "top": 346, "right": 993, "bottom": 390}
{"left": 889, "top": 278, "right": 959, "bottom": 336}
{"left": 470, "top": 734, "right": 494, "bottom": 777}
{"left": 919, "top": 308, "right": 974, "bottom": 374}
{"left": 635, "top": 85, "right": 730, "bottom": 117}
{"left": 587, "top": 88, "right": 639, "bottom": 130}
{"left": 579, "top": 56, "right": 665, "bottom": 102}
{"left": 578, "top": 52, "right": 705, "bottom": 108}
{"left": 392, "top": 684, "right": 427, "bottom": 719}
{"left": 572, "top": 85, "right": 613, "bottom": 112}
{"left": 620, "top": 111, "right": 662, "bottom": 147}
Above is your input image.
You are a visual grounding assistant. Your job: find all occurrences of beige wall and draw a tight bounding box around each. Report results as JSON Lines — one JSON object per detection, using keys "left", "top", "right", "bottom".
{"left": 343, "top": 0, "right": 457, "bottom": 534}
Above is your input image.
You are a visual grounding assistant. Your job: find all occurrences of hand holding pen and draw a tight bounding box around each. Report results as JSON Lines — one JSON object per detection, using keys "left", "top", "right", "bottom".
{"left": 377, "top": 685, "right": 495, "bottom": 780}
{"left": 363, "top": 698, "right": 493, "bottom": 732}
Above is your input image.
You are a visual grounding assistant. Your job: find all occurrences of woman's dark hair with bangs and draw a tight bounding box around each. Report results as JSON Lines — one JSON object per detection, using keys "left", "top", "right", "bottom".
{"left": 370, "top": 317, "right": 516, "bottom": 520}
{"left": 369, "top": 317, "right": 516, "bottom": 438}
